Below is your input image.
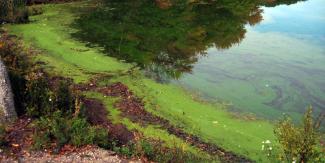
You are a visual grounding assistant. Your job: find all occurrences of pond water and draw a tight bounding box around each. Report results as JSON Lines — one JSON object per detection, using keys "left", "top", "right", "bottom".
{"left": 73, "top": 0, "right": 325, "bottom": 120}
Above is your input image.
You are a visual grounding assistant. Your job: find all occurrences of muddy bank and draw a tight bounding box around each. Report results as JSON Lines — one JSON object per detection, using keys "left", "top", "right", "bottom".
{"left": 82, "top": 98, "right": 135, "bottom": 145}
{"left": 77, "top": 80, "right": 253, "bottom": 163}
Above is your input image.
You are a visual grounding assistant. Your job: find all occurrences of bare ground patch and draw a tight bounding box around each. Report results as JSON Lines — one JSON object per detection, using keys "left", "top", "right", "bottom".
{"left": 83, "top": 81, "right": 253, "bottom": 163}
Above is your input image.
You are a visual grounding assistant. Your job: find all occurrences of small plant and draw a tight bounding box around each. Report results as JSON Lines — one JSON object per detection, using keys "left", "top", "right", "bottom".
{"left": 34, "top": 111, "right": 69, "bottom": 148}
{"left": 274, "top": 107, "right": 325, "bottom": 163}
{"left": 0, "top": 0, "right": 28, "bottom": 23}
{"left": 119, "top": 144, "right": 135, "bottom": 158}
{"left": 25, "top": 72, "right": 52, "bottom": 117}
{"left": 91, "top": 126, "right": 109, "bottom": 148}
{"left": 33, "top": 110, "right": 109, "bottom": 150}
{"left": 27, "top": 6, "right": 43, "bottom": 16}
{"left": 69, "top": 117, "right": 95, "bottom": 147}
{"left": 111, "top": 141, "right": 136, "bottom": 158}
{"left": 261, "top": 139, "right": 277, "bottom": 161}
{"left": 54, "top": 80, "right": 75, "bottom": 115}
{"left": 0, "top": 125, "right": 7, "bottom": 146}
{"left": 25, "top": 76, "right": 77, "bottom": 117}
{"left": 140, "top": 139, "right": 154, "bottom": 159}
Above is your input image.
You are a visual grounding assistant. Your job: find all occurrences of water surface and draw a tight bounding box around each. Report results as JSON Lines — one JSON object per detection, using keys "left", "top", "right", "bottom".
{"left": 175, "top": 0, "right": 325, "bottom": 119}
{"left": 73, "top": 0, "right": 325, "bottom": 120}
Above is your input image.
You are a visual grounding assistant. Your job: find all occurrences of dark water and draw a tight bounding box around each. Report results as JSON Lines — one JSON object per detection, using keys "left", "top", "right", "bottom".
{"left": 72, "top": 0, "right": 325, "bottom": 120}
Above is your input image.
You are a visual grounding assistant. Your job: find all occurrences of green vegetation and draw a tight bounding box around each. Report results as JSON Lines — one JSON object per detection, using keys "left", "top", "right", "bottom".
{"left": 0, "top": 125, "right": 6, "bottom": 146}
{"left": 274, "top": 107, "right": 325, "bottom": 162}
{"left": 5, "top": 2, "right": 276, "bottom": 161}
{"left": 0, "top": 26, "right": 109, "bottom": 152}
{"left": 1, "top": 7, "right": 217, "bottom": 161}
{"left": 34, "top": 110, "right": 109, "bottom": 149}
{"left": 83, "top": 91, "right": 216, "bottom": 161}
{"left": 2, "top": 0, "right": 323, "bottom": 162}
{"left": 0, "top": 0, "right": 28, "bottom": 23}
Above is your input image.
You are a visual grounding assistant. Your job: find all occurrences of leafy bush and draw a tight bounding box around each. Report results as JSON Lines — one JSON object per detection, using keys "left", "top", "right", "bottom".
{"left": 119, "top": 144, "right": 135, "bottom": 157}
{"left": 92, "top": 126, "right": 110, "bottom": 148}
{"left": 274, "top": 107, "right": 325, "bottom": 163}
{"left": 25, "top": 72, "right": 52, "bottom": 117}
{"left": 69, "top": 117, "right": 95, "bottom": 147}
{"left": 139, "top": 140, "right": 154, "bottom": 159}
{"left": 54, "top": 80, "right": 75, "bottom": 115}
{"left": 26, "top": 76, "right": 77, "bottom": 117}
{"left": 27, "top": 6, "right": 43, "bottom": 16}
{"left": 33, "top": 111, "right": 109, "bottom": 149}
{"left": 1, "top": 30, "right": 109, "bottom": 153}
{"left": 110, "top": 141, "right": 136, "bottom": 158}
{"left": 0, "top": 33, "right": 31, "bottom": 115}
{"left": 0, "top": 0, "right": 28, "bottom": 23}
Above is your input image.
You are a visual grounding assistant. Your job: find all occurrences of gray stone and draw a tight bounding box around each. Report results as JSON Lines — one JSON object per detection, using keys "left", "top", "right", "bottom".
{"left": 0, "top": 59, "right": 16, "bottom": 123}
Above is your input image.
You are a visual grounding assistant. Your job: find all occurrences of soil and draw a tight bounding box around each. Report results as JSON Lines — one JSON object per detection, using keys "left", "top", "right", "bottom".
{"left": 0, "top": 116, "right": 137, "bottom": 163}
{"left": 1, "top": 116, "right": 34, "bottom": 158}
{"left": 82, "top": 98, "right": 135, "bottom": 145}
{"left": 79, "top": 79, "right": 254, "bottom": 163}
{"left": 27, "top": 0, "right": 78, "bottom": 5}
{"left": 1, "top": 145, "right": 138, "bottom": 163}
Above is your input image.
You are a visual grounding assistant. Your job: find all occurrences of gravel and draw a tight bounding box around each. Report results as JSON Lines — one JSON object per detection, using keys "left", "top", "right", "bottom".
{"left": 0, "top": 146, "right": 142, "bottom": 163}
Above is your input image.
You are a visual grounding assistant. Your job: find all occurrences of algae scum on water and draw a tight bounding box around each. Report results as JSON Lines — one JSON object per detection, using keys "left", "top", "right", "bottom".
{"left": 5, "top": 0, "right": 325, "bottom": 161}
{"left": 72, "top": 0, "right": 325, "bottom": 120}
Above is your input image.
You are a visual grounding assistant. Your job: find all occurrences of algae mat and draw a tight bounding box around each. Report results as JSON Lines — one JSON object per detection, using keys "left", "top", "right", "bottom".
{"left": 6, "top": 2, "right": 276, "bottom": 161}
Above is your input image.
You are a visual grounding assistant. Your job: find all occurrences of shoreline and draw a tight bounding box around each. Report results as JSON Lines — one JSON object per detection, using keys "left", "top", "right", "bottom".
{"left": 3, "top": 1, "right": 276, "bottom": 161}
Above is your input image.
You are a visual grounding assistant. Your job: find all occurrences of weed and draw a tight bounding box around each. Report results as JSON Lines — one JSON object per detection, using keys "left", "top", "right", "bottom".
{"left": 274, "top": 107, "right": 325, "bottom": 162}
{"left": 33, "top": 110, "right": 109, "bottom": 150}
{"left": 0, "top": 125, "right": 7, "bottom": 146}
{"left": 27, "top": 6, "right": 43, "bottom": 16}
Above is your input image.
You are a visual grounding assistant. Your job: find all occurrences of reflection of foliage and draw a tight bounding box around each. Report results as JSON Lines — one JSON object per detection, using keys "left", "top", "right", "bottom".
{"left": 263, "top": 0, "right": 306, "bottom": 7}
{"left": 72, "top": 0, "right": 300, "bottom": 80}
{"left": 274, "top": 107, "right": 325, "bottom": 163}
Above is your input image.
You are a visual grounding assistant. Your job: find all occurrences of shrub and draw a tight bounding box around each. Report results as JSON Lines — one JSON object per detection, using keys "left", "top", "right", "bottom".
{"left": 119, "top": 144, "right": 135, "bottom": 157}
{"left": 25, "top": 72, "right": 52, "bottom": 117}
{"left": 27, "top": 6, "right": 43, "bottom": 16}
{"left": 25, "top": 75, "right": 77, "bottom": 118}
{"left": 92, "top": 126, "right": 109, "bottom": 148}
{"left": 110, "top": 142, "right": 136, "bottom": 158}
{"left": 0, "top": 33, "right": 31, "bottom": 115}
{"left": 140, "top": 140, "right": 154, "bottom": 159}
{"left": 69, "top": 117, "right": 95, "bottom": 147}
{"left": 34, "top": 111, "right": 69, "bottom": 148}
{"left": 0, "top": 0, "right": 28, "bottom": 23}
{"left": 132, "top": 139, "right": 210, "bottom": 162}
{"left": 33, "top": 111, "right": 109, "bottom": 149}
{"left": 54, "top": 80, "right": 75, "bottom": 115}
{"left": 274, "top": 107, "right": 325, "bottom": 163}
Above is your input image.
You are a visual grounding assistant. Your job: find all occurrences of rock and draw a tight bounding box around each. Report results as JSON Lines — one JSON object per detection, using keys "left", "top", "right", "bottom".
{"left": 0, "top": 60, "right": 17, "bottom": 123}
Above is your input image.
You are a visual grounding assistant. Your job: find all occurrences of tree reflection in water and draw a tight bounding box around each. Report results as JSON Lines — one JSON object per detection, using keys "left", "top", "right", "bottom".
{"left": 73, "top": 0, "right": 304, "bottom": 82}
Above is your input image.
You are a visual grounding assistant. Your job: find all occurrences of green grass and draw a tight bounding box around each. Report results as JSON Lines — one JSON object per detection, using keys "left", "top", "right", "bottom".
{"left": 5, "top": 1, "right": 276, "bottom": 162}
